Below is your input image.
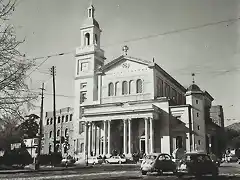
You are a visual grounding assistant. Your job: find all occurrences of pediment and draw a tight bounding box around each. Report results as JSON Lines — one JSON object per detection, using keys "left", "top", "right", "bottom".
{"left": 100, "top": 55, "right": 153, "bottom": 74}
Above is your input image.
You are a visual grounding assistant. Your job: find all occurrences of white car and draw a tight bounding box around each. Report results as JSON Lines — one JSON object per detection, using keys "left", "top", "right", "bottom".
{"left": 106, "top": 156, "right": 126, "bottom": 164}
{"left": 88, "top": 157, "right": 103, "bottom": 165}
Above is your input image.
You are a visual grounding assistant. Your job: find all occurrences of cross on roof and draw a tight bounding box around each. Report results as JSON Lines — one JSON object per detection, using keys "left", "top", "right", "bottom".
{"left": 122, "top": 45, "right": 129, "bottom": 55}
{"left": 191, "top": 73, "right": 195, "bottom": 84}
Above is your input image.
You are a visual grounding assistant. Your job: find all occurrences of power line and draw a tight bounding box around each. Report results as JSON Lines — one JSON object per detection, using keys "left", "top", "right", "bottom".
{"left": 21, "top": 16, "right": 240, "bottom": 63}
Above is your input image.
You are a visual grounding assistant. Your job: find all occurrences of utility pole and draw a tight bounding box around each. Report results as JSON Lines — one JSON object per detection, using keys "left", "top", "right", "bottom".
{"left": 50, "top": 66, "right": 57, "bottom": 153}
{"left": 35, "top": 83, "right": 45, "bottom": 170}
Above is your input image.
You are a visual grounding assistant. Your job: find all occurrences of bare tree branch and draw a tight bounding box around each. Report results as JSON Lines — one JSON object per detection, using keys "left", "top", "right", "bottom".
{"left": 0, "top": 0, "right": 38, "bottom": 127}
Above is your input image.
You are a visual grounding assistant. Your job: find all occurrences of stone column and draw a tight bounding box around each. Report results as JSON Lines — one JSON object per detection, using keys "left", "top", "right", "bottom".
{"left": 98, "top": 126, "right": 102, "bottom": 155}
{"left": 128, "top": 119, "right": 132, "bottom": 155}
{"left": 92, "top": 123, "right": 97, "bottom": 156}
{"left": 84, "top": 122, "right": 89, "bottom": 157}
{"left": 149, "top": 118, "right": 154, "bottom": 153}
{"left": 95, "top": 126, "right": 99, "bottom": 156}
{"left": 107, "top": 120, "right": 111, "bottom": 155}
{"left": 88, "top": 122, "right": 92, "bottom": 155}
{"left": 103, "top": 120, "right": 107, "bottom": 155}
{"left": 144, "top": 118, "right": 149, "bottom": 154}
{"left": 123, "top": 119, "right": 127, "bottom": 155}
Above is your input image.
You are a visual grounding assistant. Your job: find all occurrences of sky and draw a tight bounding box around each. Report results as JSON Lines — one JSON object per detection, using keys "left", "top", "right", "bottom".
{"left": 8, "top": 0, "right": 240, "bottom": 126}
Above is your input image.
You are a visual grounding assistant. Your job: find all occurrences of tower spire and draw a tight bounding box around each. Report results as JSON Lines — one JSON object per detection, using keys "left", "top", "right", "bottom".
{"left": 88, "top": 1, "right": 95, "bottom": 18}
{"left": 191, "top": 73, "right": 195, "bottom": 84}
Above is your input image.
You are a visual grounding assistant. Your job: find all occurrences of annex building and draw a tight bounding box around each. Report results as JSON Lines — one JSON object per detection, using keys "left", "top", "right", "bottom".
{"left": 43, "top": 4, "right": 225, "bottom": 159}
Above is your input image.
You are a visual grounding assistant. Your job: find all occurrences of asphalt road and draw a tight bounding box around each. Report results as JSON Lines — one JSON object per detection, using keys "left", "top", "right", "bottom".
{"left": 1, "top": 163, "right": 240, "bottom": 180}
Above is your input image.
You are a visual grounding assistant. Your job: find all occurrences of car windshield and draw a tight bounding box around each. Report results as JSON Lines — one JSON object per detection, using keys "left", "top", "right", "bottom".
{"left": 184, "top": 154, "right": 211, "bottom": 162}
{"left": 146, "top": 155, "right": 157, "bottom": 160}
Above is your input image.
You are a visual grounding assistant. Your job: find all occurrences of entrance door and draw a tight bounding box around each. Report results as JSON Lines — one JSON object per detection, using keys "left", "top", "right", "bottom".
{"left": 140, "top": 139, "right": 145, "bottom": 153}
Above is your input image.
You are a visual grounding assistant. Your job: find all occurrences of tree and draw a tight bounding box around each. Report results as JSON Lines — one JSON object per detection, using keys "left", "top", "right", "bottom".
{"left": 19, "top": 114, "right": 39, "bottom": 138}
{"left": 0, "top": 0, "right": 37, "bottom": 124}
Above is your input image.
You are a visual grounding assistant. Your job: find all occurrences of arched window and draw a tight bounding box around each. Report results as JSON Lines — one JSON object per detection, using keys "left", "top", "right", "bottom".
{"left": 136, "top": 79, "right": 143, "bottom": 93}
{"left": 62, "top": 116, "right": 64, "bottom": 122}
{"left": 129, "top": 80, "right": 133, "bottom": 94}
{"left": 47, "top": 119, "right": 49, "bottom": 125}
{"left": 66, "top": 115, "right": 68, "bottom": 122}
{"left": 85, "top": 33, "right": 90, "bottom": 46}
{"left": 49, "top": 131, "right": 52, "bottom": 138}
{"left": 57, "top": 129, "right": 60, "bottom": 137}
{"left": 115, "top": 82, "right": 119, "bottom": 96}
{"left": 108, "top": 82, "right": 114, "bottom": 96}
{"left": 70, "top": 114, "right": 73, "bottom": 121}
{"left": 122, "top": 81, "right": 128, "bottom": 95}
{"left": 58, "top": 117, "right": 61, "bottom": 123}
{"left": 65, "top": 128, "right": 69, "bottom": 137}
{"left": 50, "top": 118, "right": 53, "bottom": 125}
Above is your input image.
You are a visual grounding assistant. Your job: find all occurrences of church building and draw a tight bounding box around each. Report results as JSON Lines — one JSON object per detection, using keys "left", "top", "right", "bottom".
{"left": 73, "top": 5, "right": 223, "bottom": 159}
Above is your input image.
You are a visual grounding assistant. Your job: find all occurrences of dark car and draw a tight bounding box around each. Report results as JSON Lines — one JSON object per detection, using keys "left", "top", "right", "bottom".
{"left": 140, "top": 153, "right": 176, "bottom": 175}
{"left": 176, "top": 152, "right": 219, "bottom": 178}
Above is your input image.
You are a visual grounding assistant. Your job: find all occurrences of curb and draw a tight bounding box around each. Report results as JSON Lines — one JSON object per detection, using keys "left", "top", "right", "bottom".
{"left": 0, "top": 165, "right": 93, "bottom": 174}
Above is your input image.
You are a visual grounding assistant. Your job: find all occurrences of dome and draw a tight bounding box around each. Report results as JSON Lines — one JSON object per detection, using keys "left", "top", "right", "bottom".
{"left": 82, "top": 18, "right": 100, "bottom": 29}
{"left": 187, "top": 84, "right": 201, "bottom": 92}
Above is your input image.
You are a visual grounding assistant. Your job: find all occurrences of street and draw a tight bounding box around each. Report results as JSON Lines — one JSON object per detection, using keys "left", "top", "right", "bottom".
{"left": 0, "top": 163, "right": 240, "bottom": 180}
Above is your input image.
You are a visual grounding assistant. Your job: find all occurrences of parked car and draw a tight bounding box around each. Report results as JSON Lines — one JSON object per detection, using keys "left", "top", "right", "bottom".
{"left": 226, "top": 154, "right": 238, "bottom": 162}
{"left": 61, "top": 156, "right": 75, "bottom": 166}
{"left": 140, "top": 153, "right": 176, "bottom": 175}
{"left": 209, "top": 154, "right": 221, "bottom": 167}
{"left": 87, "top": 156, "right": 103, "bottom": 165}
{"left": 176, "top": 152, "right": 219, "bottom": 178}
{"left": 105, "top": 156, "right": 126, "bottom": 164}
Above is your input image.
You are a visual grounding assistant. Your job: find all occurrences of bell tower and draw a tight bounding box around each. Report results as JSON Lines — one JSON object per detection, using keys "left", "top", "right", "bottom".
{"left": 75, "top": 4, "right": 105, "bottom": 118}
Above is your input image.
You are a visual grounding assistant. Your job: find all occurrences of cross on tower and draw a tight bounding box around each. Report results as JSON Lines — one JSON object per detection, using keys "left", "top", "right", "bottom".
{"left": 122, "top": 45, "right": 129, "bottom": 55}
{"left": 191, "top": 73, "right": 195, "bottom": 84}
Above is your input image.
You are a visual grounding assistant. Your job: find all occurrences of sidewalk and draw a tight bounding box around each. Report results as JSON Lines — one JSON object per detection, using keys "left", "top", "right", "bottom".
{"left": 0, "top": 164, "right": 92, "bottom": 174}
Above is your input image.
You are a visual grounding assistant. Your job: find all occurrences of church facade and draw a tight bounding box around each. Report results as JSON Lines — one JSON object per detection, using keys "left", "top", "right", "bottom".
{"left": 72, "top": 5, "right": 223, "bottom": 159}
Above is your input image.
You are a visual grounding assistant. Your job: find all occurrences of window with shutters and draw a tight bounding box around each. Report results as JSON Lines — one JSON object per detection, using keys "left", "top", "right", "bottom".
{"left": 136, "top": 79, "right": 143, "bottom": 93}
{"left": 122, "top": 81, "right": 128, "bottom": 95}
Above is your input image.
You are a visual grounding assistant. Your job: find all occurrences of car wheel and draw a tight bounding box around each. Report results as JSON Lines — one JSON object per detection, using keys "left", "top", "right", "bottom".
{"left": 157, "top": 170, "right": 163, "bottom": 176}
{"left": 141, "top": 170, "right": 147, "bottom": 175}
{"left": 93, "top": 162, "right": 95, "bottom": 165}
